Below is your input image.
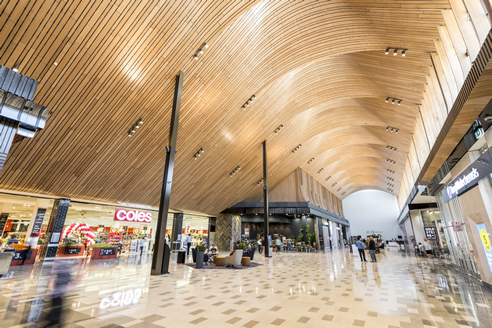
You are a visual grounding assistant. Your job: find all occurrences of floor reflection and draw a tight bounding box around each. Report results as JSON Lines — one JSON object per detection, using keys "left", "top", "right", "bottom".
{"left": 0, "top": 249, "right": 491, "bottom": 327}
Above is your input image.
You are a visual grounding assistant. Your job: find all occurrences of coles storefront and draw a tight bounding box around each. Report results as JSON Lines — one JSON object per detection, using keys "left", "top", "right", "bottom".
{"left": 0, "top": 193, "right": 211, "bottom": 261}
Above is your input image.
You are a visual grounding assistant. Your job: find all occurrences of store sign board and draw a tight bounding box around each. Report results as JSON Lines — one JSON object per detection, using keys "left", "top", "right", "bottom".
{"left": 424, "top": 226, "right": 437, "bottom": 240}
{"left": 114, "top": 209, "right": 152, "bottom": 223}
{"left": 442, "top": 147, "right": 492, "bottom": 203}
{"left": 65, "top": 247, "right": 81, "bottom": 255}
{"left": 0, "top": 213, "right": 9, "bottom": 235}
{"left": 99, "top": 248, "right": 117, "bottom": 256}
{"left": 31, "top": 209, "right": 46, "bottom": 236}
{"left": 476, "top": 223, "right": 492, "bottom": 273}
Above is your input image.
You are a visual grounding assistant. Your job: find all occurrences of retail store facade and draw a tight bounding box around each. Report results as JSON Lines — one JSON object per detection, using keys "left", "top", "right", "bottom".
{"left": 0, "top": 192, "right": 212, "bottom": 263}
{"left": 223, "top": 202, "right": 350, "bottom": 251}
{"left": 424, "top": 113, "right": 492, "bottom": 286}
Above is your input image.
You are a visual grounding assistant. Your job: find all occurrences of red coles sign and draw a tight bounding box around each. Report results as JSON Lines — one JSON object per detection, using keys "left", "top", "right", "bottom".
{"left": 114, "top": 209, "right": 152, "bottom": 223}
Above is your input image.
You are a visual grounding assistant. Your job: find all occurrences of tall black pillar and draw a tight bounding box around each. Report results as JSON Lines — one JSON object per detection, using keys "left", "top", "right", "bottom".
{"left": 302, "top": 215, "right": 307, "bottom": 243}
{"left": 171, "top": 213, "right": 183, "bottom": 251}
{"left": 151, "top": 71, "right": 184, "bottom": 275}
{"left": 263, "top": 140, "right": 271, "bottom": 257}
{"left": 39, "top": 199, "right": 70, "bottom": 261}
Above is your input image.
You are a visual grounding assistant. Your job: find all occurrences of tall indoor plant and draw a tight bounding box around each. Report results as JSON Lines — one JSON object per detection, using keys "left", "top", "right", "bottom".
{"left": 196, "top": 243, "right": 206, "bottom": 269}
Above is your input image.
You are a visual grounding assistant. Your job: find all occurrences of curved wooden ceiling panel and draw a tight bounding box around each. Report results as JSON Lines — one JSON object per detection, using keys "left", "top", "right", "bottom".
{"left": 0, "top": 0, "right": 451, "bottom": 214}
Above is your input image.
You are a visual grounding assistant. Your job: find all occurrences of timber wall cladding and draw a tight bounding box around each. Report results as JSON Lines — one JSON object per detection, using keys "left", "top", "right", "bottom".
{"left": 215, "top": 213, "right": 241, "bottom": 252}
{"left": 0, "top": 0, "right": 459, "bottom": 214}
{"left": 268, "top": 168, "right": 343, "bottom": 217}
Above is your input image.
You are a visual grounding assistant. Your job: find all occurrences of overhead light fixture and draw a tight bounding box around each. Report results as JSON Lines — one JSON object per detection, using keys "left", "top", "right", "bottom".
{"left": 54, "top": 62, "right": 58, "bottom": 66}
{"left": 391, "top": 128, "right": 394, "bottom": 132}
{"left": 230, "top": 166, "right": 241, "bottom": 177}
{"left": 204, "top": 42, "right": 209, "bottom": 48}
{"left": 274, "top": 125, "right": 284, "bottom": 135}
{"left": 398, "top": 100, "right": 401, "bottom": 105}
{"left": 292, "top": 144, "right": 302, "bottom": 153}
{"left": 128, "top": 118, "right": 143, "bottom": 137}
{"left": 386, "top": 127, "right": 389, "bottom": 131}
{"left": 194, "top": 54, "right": 198, "bottom": 60}
{"left": 12, "top": 64, "right": 19, "bottom": 72}
{"left": 392, "top": 99, "right": 395, "bottom": 104}
{"left": 385, "top": 47, "right": 408, "bottom": 57}
{"left": 386, "top": 97, "right": 389, "bottom": 103}
{"left": 242, "top": 95, "right": 256, "bottom": 110}
{"left": 199, "top": 48, "right": 203, "bottom": 54}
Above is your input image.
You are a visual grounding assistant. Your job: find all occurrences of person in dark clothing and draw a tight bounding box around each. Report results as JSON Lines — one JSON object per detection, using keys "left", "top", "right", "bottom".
{"left": 355, "top": 239, "right": 367, "bottom": 262}
{"left": 368, "top": 237, "right": 377, "bottom": 262}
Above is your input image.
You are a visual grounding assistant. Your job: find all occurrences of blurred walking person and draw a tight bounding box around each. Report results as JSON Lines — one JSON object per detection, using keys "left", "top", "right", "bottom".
{"left": 41, "top": 260, "right": 73, "bottom": 327}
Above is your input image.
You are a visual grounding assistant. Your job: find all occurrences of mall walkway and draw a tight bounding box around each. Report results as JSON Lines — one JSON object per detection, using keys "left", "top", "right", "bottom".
{"left": 1, "top": 249, "right": 491, "bottom": 328}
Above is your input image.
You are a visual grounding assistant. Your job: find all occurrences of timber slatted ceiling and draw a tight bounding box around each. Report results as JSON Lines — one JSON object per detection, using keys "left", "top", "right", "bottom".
{"left": 0, "top": 0, "right": 451, "bottom": 215}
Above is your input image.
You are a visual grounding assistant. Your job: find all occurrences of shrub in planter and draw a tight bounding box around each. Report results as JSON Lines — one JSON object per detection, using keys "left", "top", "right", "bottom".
{"left": 195, "top": 243, "right": 207, "bottom": 268}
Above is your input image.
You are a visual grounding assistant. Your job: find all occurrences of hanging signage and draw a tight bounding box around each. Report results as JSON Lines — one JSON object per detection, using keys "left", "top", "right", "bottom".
{"left": 31, "top": 209, "right": 46, "bottom": 236}
{"left": 476, "top": 223, "right": 492, "bottom": 273}
{"left": 0, "top": 213, "right": 9, "bottom": 236}
{"left": 114, "top": 209, "right": 152, "bottom": 223}
{"left": 442, "top": 147, "right": 492, "bottom": 203}
{"left": 424, "top": 226, "right": 437, "bottom": 240}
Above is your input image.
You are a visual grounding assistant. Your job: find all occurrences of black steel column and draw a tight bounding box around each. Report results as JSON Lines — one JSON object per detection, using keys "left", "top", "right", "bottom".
{"left": 302, "top": 215, "right": 307, "bottom": 243}
{"left": 171, "top": 213, "right": 183, "bottom": 252}
{"left": 151, "top": 71, "right": 184, "bottom": 275}
{"left": 39, "top": 199, "right": 70, "bottom": 261}
{"left": 262, "top": 140, "right": 271, "bottom": 257}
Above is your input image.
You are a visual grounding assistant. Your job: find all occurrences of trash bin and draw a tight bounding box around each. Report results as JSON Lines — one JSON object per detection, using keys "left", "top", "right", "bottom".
{"left": 177, "top": 250, "right": 186, "bottom": 264}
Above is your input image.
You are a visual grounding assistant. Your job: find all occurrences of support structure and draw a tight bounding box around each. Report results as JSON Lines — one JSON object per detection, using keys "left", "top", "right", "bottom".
{"left": 151, "top": 71, "right": 184, "bottom": 275}
{"left": 262, "top": 140, "right": 271, "bottom": 257}
{"left": 39, "top": 199, "right": 70, "bottom": 261}
{"left": 171, "top": 213, "right": 183, "bottom": 251}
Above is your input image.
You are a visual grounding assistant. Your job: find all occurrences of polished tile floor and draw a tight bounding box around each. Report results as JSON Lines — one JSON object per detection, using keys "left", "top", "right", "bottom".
{"left": 1, "top": 248, "right": 492, "bottom": 328}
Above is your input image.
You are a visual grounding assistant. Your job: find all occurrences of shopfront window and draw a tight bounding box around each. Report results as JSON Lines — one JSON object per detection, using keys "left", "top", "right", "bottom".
{"left": 436, "top": 193, "right": 480, "bottom": 276}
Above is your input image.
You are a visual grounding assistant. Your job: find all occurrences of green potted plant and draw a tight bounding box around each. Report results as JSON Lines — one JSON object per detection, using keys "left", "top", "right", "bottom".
{"left": 196, "top": 243, "right": 207, "bottom": 269}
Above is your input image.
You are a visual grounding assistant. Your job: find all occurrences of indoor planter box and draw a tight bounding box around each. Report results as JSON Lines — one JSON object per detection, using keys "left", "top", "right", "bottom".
{"left": 9, "top": 248, "right": 39, "bottom": 266}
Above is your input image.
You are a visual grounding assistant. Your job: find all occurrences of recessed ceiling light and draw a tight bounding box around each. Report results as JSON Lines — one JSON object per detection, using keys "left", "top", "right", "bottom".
{"left": 12, "top": 64, "right": 19, "bottom": 72}
{"left": 54, "top": 62, "right": 58, "bottom": 66}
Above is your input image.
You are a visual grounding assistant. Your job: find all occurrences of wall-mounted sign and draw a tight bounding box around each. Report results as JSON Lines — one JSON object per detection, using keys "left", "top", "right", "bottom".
{"left": 442, "top": 147, "right": 492, "bottom": 203}
{"left": 476, "top": 223, "right": 492, "bottom": 273}
{"left": 424, "top": 226, "right": 437, "bottom": 240}
{"left": 114, "top": 209, "right": 152, "bottom": 223}
{"left": 0, "top": 213, "right": 9, "bottom": 236}
{"left": 446, "top": 168, "right": 479, "bottom": 199}
{"left": 473, "top": 119, "right": 484, "bottom": 140}
{"left": 31, "top": 209, "right": 46, "bottom": 236}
